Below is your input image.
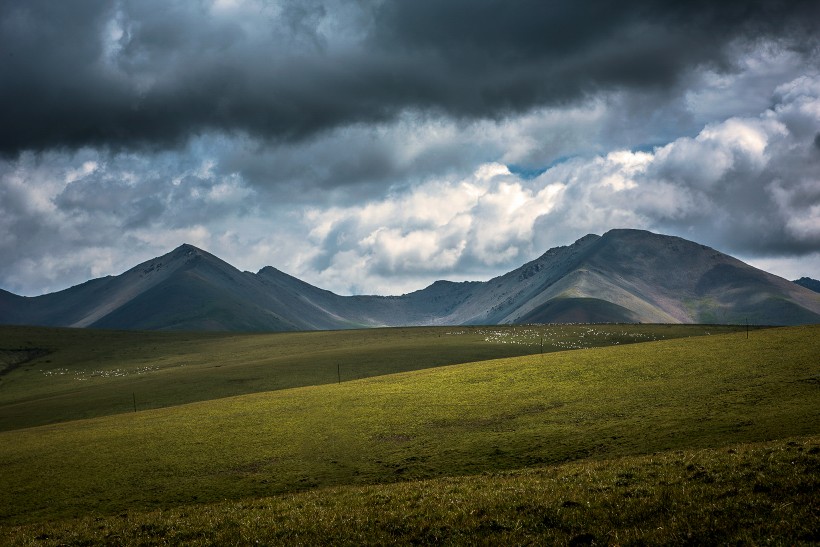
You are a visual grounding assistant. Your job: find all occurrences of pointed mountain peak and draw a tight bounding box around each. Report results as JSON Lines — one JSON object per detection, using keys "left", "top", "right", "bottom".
{"left": 166, "top": 243, "right": 228, "bottom": 263}
{"left": 143, "top": 243, "right": 205, "bottom": 267}
{"left": 173, "top": 242, "right": 205, "bottom": 254}
{"left": 129, "top": 243, "right": 229, "bottom": 279}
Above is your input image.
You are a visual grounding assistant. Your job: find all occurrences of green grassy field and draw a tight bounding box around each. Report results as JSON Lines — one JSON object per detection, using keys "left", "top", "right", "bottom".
{"left": 0, "top": 324, "right": 817, "bottom": 544}
{"left": 4, "top": 435, "right": 817, "bottom": 545}
{"left": 0, "top": 323, "right": 746, "bottom": 431}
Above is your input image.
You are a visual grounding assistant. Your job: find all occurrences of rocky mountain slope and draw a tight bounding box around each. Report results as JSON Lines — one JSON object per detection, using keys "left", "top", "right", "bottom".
{"left": 2, "top": 230, "right": 818, "bottom": 330}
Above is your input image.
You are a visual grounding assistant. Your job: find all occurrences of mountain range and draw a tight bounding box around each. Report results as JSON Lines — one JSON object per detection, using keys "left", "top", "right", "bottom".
{"left": 2, "top": 229, "right": 819, "bottom": 331}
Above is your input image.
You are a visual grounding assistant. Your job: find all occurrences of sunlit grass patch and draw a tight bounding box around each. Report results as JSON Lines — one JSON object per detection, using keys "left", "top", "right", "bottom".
{"left": 0, "top": 323, "right": 749, "bottom": 431}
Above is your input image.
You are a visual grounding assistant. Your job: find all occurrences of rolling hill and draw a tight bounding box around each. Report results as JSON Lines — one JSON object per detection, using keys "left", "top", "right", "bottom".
{"left": 1, "top": 325, "right": 818, "bottom": 543}
{"left": 2, "top": 229, "right": 819, "bottom": 330}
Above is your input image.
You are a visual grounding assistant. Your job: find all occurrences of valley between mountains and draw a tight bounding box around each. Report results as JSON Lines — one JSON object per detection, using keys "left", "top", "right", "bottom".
{"left": 2, "top": 229, "right": 819, "bottom": 331}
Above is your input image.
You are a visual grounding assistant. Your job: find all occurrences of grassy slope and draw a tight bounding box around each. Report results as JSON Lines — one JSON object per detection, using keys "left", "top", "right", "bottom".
{"left": 0, "top": 324, "right": 745, "bottom": 431}
{"left": 0, "top": 325, "right": 549, "bottom": 432}
{"left": 0, "top": 325, "right": 816, "bottom": 528}
{"left": 4, "top": 435, "right": 817, "bottom": 545}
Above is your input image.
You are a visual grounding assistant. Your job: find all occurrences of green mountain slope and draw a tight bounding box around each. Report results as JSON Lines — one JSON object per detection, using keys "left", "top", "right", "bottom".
{"left": 1, "top": 325, "right": 816, "bottom": 525}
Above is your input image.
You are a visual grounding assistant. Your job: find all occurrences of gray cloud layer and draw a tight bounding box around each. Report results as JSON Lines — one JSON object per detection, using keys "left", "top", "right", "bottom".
{"left": 1, "top": 0, "right": 819, "bottom": 296}
{"left": 2, "top": 0, "right": 818, "bottom": 154}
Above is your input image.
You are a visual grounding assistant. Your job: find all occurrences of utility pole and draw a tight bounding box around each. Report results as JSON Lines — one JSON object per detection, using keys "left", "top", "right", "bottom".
{"left": 337, "top": 363, "right": 341, "bottom": 384}
{"left": 132, "top": 393, "right": 137, "bottom": 413}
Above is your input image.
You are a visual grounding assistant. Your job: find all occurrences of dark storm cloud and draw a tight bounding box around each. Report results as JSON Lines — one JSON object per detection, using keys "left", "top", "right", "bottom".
{"left": 213, "top": 117, "right": 493, "bottom": 206}
{"left": 2, "top": 0, "right": 819, "bottom": 297}
{"left": 2, "top": 0, "right": 818, "bottom": 155}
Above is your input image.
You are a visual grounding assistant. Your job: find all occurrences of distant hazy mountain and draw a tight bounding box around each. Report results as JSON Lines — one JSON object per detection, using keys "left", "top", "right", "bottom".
{"left": 793, "top": 277, "right": 820, "bottom": 293}
{"left": 2, "top": 230, "right": 819, "bottom": 330}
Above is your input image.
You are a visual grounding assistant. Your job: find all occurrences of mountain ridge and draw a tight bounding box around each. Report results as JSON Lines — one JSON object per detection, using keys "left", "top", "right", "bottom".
{"left": 2, "top": 229, "right": 819, "bottom": 330}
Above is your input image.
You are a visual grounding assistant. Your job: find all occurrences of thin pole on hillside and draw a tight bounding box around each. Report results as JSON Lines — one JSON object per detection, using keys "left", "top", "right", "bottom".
{"left": 132, "top": 393, "right": 137, "bottom": 413}
{"left": 337, "top": 363, "right": 341, "bottom": 384}
{"left": 746, "top": 318, "right": 749, "bottom": 339}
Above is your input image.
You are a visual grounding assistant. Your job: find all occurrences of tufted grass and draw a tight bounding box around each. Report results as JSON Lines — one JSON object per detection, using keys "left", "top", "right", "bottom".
{"left": 3, "top": 435, "right": 817, "bottom": 546}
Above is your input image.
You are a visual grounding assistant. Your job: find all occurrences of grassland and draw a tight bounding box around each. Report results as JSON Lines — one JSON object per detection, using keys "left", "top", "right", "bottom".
{"left": 0, "top": 324, "right": 817, "bottom": 544}
{"left": 0, "top": 323, "right": 746, "bottom": 431}
{"left": 4, "top": 435, "right": 817, "bottom": 545}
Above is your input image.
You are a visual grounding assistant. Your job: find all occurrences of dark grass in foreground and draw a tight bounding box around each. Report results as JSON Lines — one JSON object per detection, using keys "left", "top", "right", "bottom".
{"left": 4, "top": 435, "right": 818, "bottom": 546}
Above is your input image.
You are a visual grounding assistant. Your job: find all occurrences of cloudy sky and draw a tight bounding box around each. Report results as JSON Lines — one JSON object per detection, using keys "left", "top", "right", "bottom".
{"left": 2, "top": 0, "right": 819, "bottom": 297}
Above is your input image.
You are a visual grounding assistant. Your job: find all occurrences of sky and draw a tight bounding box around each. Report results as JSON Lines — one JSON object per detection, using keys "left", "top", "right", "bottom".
{"left": 1, "top": 0, "right": 819, "bottom": 297}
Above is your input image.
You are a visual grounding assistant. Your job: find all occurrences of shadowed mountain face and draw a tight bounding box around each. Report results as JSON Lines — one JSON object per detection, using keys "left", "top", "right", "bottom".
{"left": 794, "top": 277, "right": 820, "bottom": 293}
{"left": 2, "top": 230, "right": 819, "bottom": 331}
